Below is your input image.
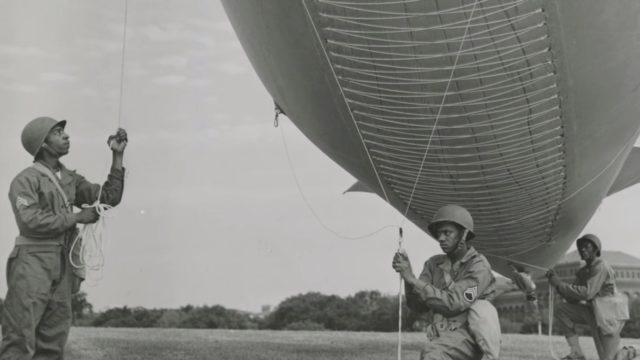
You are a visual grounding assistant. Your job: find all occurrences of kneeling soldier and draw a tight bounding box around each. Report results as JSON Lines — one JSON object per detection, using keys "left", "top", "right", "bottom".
{"left": 392, "top": 205, "right": 499, "bottom": 360}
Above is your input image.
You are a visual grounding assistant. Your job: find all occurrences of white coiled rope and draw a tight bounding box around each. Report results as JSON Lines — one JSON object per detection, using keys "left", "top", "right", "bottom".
{"left": 69, "top": 186, "right": 114, "bottom": 282}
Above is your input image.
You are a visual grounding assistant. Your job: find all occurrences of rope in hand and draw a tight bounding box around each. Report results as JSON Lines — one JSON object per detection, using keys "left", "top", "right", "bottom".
{"left": 397, "top": 227, "right": 404, "bottom": 360}
{"left": 548, "top": 285, "right": 560, "bottom": 360}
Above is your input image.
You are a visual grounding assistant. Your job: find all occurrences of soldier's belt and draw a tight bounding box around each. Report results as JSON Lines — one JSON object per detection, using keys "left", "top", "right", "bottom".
{"left": 15, "top": 235, "right": 65, "bottom": 246}
{"left": 425, "top": 317, "right": 467, "bottom": 341}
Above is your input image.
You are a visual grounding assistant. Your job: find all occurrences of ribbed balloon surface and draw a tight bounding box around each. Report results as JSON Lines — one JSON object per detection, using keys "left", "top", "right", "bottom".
{"left": 305, "top": 0, "right": 566, "bottom": 256}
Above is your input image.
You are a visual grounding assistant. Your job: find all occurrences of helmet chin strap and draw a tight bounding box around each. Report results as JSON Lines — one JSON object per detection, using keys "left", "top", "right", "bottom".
{"left": 41, "top": 143, "right": 63, "bottom": 160}
{"left": 41, "top": 143, "right": 61, "bottom": 158}
{"left": 454, "top": 229, "right": 470, "bottom": 251}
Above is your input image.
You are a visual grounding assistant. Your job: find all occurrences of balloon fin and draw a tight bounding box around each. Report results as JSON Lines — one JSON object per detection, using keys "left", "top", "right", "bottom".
{"left": 608, "top": 147, "right": 640, "bottom": 196}
{"left": 343, "top": 181, "right": 374, "bottom": 194}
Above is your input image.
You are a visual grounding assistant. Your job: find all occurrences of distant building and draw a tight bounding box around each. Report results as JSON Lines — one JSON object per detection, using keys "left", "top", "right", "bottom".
{"left": 494, "top": 250, "right": 640, "bottom": 325}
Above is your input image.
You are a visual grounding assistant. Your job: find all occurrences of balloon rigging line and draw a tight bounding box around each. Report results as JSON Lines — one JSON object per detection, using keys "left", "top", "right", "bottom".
{"left": 318, "top": 0, "right": 500, "bottom": 17}
{"left": 339, "top": 62, "right": 551, "bottom": 86}
{"left": 349, "top": 82, "right": 556, "bottom": 108}
{"left": 389, "top": 177, "right": 564, "bottom": 200}
{"left": 345, "top": 71, "right": 554, "bottom": 97}
{"left": 279, "top": 120, "right": 398, "bottom": 240}
{"left": 383, "top": 162, "right": 563, "bottom": 187}
{"left": 369, "top": 141, "right": 561, "bottom": 165}
{"left": 345, "top": 75, "right": 554, "bottom": 104}
{"left": 328, "top": 23, "right": 542, "bottom": 48}
{"left": 335, "top": 46, "right": 550, "bottom": 72}
{"left": 548, "top": 286, "right": 560, "bottom": 360}
{"left": 117, "top": 0, "right": 129, "bottom": 127}
{"left": 332, "top": 36, "right": 547, "bottom": 61}
{"left": 379, "top": 160, "right": 563, "bottom": 186}
{"left": 373, "top": 141, "right": 562, "bottom": 168}
{"left": 70, "top": 0, "right": 130, "bottom": 282}
{"left": 370, "top": 137, "right": 561, "bottom": 161}
{"left": 319, "top": 0, "right": 562, "bottom": 254}
{"left": 447, "top": 125, "right": 640, "bottom": 257}
{"left": 318, "top": 0, "right": 561, "bottom": 252}
{"left": 303, "top": 0, "right": 392, "bottom": 204}
{"left": 397, "top": 228, "right": 404, "bottom": 360}
{"left": 485, "top": 126, "right": 640, "bottom": 227}
{"left": 308, "top": 1, "right": 587, "bottom": 357}
{"left": 331, "top": 32, "right": 545, "bottom": 60}
{"left": 362, "top": 113, "right": 560, "bottom": 141}
{"left": 400, "top": 0, "right": 481, "bottom": 225}
{"left": 325, "top": 8, "right": 540, "bottom": 34}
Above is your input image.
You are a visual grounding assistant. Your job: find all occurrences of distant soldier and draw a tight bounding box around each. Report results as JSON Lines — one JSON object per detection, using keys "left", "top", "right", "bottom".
{"left": 392, "top": 205, "right": 500, "bottom": 360}
{"left": 547, "top": 234, "right": 636, "bottom": 360}
{"left": 0, "top": 117, "right": 127, "bottom": 359}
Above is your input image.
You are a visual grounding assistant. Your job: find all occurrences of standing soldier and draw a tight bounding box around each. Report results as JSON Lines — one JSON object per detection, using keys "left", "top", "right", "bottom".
{"left": 392, "top": 205, "right": 500, "bottom": 360}
{"left": 0, "top": 117, "right": 127, "bottom": 359}
{"left": 547, "top": 234, "right": 636, "bottom": 360}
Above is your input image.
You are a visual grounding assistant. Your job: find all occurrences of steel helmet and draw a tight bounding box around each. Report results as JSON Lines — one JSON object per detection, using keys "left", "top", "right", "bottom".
{"left": 576, "top": 234, "right": 601, "bottom": 257}
{"left": 427, "top": 205, "right": 475, "bottom": 240}
{"left": 21, "top": 116, "right": 66, "bottom": 157}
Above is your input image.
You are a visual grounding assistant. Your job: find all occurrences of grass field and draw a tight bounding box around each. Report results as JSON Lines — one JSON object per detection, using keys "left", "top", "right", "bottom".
{"left": 65, "top": 328, "right": 640, "bottom": 360}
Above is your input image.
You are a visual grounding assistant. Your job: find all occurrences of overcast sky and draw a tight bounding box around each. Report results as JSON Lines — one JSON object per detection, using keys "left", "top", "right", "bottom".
{"left": 1, "top": 1, "right": 639, "bottom": 313}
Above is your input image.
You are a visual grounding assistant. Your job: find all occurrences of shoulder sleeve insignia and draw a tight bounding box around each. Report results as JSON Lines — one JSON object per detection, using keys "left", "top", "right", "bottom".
{"left": 15, "top": 196, "right": 29, "bottom": 209}
{"left": 463, "top": 286, "right": 478, "bottom": 302}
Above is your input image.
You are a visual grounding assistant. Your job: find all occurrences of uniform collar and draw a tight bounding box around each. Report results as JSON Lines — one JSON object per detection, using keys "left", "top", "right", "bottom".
{"left": 586, "top": 257, "right": 602, "bottom": 268}
{"left": 34, "top": 160, "right": 73, "bottom": 185}
{"left": 35, "top": 160, "right": 66, "bottom": 173}
{"left": 436, "top": 246, "right": 478, "bottom": 268}
{"left": 460, "top": 246, "right": 478, "bottom": 264}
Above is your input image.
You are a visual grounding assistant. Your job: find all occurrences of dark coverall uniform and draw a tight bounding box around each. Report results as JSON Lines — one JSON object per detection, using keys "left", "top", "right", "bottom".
{"left": 405, "top": 246, "right": 496, "bottom": 360}
{"left": 555, "top": 257, "right": 629, "bottom": 360}
{"left": 1, "top": 162, "right": 124, "bottom": 359}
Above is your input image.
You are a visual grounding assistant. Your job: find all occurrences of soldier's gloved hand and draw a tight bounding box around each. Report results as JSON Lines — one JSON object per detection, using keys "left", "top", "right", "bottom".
{"left": 509, "top": 263, "right": 536, "bottom": 294}
{"left": 108, "top": 128, "right": 128, "bottom": 153}
{"left": 392, "top": 250, "right": 415, "bottom": 281}
{"left": 525, "top": 291, "right": 537, "bottom": 301}
{"left": 546, "top": 269, "right": 561, "bottom": 287}
{"left": 71, "top": 276, "right": 83, "bottom": 295}
{"left": 75, "top": 207, "right": 99, "bottom": 224}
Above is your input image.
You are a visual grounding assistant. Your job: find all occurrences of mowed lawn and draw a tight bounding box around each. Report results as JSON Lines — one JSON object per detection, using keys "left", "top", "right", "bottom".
{"left": 66, "top": 328, "right": 640, "bottom": 360}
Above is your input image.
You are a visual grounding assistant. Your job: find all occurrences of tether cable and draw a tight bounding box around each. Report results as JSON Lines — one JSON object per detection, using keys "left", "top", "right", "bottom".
{"left": 70, "top": 0, "right": 129, "bottom": 282}
{"left": 278, "top": 114, "right": 398, "bottom": 240}
{"left": 117, "top": 0, "right": 129, "bottom": 127}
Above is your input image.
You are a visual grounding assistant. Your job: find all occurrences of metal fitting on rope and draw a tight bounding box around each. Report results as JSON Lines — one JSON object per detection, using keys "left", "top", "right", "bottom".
{"left": 274, "top": 102, "right": 285, "bottom": 128}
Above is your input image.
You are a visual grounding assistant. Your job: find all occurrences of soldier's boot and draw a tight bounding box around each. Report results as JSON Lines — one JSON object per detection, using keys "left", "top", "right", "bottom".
{"left": 613, "top": 346, "right": 637, "bottom": 360}
{"left": 561, "top": 335, "right": 585, "bottom": 360}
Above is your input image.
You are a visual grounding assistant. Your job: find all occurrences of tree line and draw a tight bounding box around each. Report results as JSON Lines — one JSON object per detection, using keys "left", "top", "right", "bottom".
{"left": 73, "top": 290, "right": 414, "bottom": 331}
{"left": 3, "top": 290, "right": 640, "bottom": 336}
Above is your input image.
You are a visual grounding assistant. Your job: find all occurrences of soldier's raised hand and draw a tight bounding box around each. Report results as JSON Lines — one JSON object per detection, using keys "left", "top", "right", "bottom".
{"left": 108, "top": 128, "right": 128, "bottom": 153}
